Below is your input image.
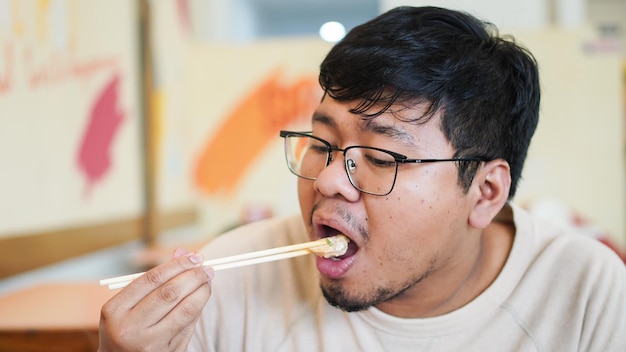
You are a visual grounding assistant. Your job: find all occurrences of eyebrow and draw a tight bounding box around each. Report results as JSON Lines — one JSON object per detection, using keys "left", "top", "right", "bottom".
{"left": 312, "top": 111, "right": 417, "bottom": 147}
{"left": 363, "top": 119, "right": 416, "bottom": 146}
{"left": 312, "top": 112, "right": 337, "bottom": 128}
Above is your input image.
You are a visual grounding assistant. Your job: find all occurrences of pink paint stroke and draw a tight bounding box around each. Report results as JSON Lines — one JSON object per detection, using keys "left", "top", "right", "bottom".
{"left": 76, "top": 74, "right": 125, "bottom": 198}
{"left": 176, "top": 0, "right": 192, "bottom": 33}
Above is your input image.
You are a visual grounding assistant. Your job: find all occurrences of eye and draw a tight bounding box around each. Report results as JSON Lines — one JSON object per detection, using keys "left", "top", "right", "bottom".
{"left": 309, "top": 144, "right": 328, "bottom": 154}
{"left": 364, "top": 151, "right": 396, "bottom": 168}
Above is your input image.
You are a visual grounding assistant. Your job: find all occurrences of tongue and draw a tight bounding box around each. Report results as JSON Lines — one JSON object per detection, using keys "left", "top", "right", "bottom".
{"left": 335, "top": 241, "right": 358, "bottom": 260}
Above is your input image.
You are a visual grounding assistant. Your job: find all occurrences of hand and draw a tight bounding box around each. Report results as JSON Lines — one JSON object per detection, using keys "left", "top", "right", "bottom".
{"left": 98, "top": 249, "right": 213, "bottom": 352}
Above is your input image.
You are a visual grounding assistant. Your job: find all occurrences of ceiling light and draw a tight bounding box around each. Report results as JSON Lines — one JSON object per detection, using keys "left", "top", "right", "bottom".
{"left": 319, "top": 21, "right": 346, "bottom": 43}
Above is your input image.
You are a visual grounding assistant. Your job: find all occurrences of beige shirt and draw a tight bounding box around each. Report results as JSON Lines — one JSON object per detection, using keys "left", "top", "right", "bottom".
{"left": 189, "top": 204, "right": 626, "bottom": 351}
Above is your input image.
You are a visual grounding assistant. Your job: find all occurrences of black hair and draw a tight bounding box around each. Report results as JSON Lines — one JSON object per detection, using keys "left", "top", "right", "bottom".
{"left": 319, "top": 6, "right": 540, "bottom": 198}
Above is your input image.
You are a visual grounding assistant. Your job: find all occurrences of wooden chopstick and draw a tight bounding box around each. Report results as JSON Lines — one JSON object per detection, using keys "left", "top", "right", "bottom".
{"left": 100, "top": 237, "right": 338, "bottom": 290}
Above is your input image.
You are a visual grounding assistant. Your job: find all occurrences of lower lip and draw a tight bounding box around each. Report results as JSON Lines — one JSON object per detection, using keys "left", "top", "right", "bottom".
{"left": 315, "top": 254, "right": 357, "bottom": 279}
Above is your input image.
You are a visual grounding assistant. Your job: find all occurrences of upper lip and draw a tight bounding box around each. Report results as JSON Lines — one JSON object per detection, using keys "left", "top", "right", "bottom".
{"left": 312, "top": 215, "right": 359, "bottom": 248}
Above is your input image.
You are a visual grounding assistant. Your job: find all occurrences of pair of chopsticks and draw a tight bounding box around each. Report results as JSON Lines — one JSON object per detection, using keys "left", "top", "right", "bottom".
{"left": 100, "top": 237, "right": 337, "bottom": 290}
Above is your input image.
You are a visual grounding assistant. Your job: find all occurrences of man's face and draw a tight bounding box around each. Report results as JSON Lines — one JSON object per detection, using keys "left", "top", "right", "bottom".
{"left": 298, "top": 96, "right": 477, "bottom": 314}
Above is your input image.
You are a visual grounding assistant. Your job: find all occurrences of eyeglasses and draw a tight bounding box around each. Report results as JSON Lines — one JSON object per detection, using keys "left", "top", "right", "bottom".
{"left": 279, "top": 130, "right": 485, "bottom": 196}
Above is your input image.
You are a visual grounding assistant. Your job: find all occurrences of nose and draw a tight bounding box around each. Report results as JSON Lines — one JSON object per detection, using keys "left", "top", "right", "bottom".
{"left": 314, "top": 152, "right": 361, "bottom": 201}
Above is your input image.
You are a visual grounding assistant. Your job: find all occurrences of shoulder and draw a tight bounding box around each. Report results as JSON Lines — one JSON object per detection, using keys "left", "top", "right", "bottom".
{"left": 511, "top": 205, "right": 623, "bottom": 267}
{"left": 507, "top": 203, "right": 625, "bottom": 311}
{"left": 502, "top": 204, "right": 626, "bottom": 350}
{"left": 510, "top": 203, "right": 624, "bottom": 271}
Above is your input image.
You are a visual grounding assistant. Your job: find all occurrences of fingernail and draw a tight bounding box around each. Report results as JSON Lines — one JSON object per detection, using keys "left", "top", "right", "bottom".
{"left": 203, "top": 267, "right": 215, "bottom": 281}
{"left": 173, "top": 248, "right": 188, "bottom": 258}
{"left": 188, "top": 253, "right": 203, "bottom": 265}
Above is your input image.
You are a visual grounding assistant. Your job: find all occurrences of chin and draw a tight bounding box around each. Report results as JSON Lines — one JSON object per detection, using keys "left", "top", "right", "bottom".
{"left": 320, "top": 281, "right": 393, "bottom": 313}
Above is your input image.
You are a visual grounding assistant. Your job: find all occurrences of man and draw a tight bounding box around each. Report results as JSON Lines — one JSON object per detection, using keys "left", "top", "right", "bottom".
{"left": 98, "top": 6, "right": 626, "bottom": 351}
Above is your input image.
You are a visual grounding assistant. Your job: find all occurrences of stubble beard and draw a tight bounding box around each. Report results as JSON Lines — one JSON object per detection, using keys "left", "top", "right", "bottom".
{"left": 320, "top": 269, "right": 432, "bottom": 312}
{"left": 321, "top": 281, "right": 394, "bottom": 312}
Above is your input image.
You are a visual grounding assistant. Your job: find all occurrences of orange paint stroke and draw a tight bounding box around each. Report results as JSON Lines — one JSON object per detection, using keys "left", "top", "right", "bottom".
{"left": 194, "top": 69, "right": 321, "bottom": 195}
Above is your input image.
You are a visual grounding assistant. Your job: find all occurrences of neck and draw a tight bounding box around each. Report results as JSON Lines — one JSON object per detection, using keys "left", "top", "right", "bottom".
{"left": 375, "top": 213, "right": 514, "bottom": 318}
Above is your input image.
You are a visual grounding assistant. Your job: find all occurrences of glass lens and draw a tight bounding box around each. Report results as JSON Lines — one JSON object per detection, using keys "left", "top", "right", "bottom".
{"left": 285, "top": 135, "right": 328, "bottom": 179}
{"left": 345, "top": 147, "right": 397, "bottom": 195}
{"left": 283, "top": 134, "right": 399, "bottom": 195}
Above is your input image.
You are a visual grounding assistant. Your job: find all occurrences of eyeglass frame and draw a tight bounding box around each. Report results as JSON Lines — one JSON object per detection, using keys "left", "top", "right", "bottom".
{"left": 279, "top": 130, "right": 486, "bottom": 196}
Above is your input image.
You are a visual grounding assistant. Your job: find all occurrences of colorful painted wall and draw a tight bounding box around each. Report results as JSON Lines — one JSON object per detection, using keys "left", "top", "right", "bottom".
{"left": 174, "top": 38, "right": 331, "bottom": 235}
{"left": 0, "top": 0, "right": 142, "bottom": 237}
{"left": 1, "top": 0, "right": 623, "bottom": 270}
{"left": 148, "top": 0, "right": 332, "bottom": 235}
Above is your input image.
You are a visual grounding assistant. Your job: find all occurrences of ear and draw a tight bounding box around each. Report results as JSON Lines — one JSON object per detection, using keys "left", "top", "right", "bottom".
{"left": 468, "top": 159, "right": 511, "bottom": 229}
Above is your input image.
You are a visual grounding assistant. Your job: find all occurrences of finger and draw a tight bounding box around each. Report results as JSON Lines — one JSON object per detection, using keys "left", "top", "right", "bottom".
{"left": 172, "top": 248, "right": 189, "bottom": 259}
{"left": 153, "top": 280, "right": 212, "bottom": 350}
{"left": 98, "top": 251, "right": 210, "bottom": 351}
{"left": 109, "top": 252, "right": 205, "bottom": 313}
{"left": 131, "top": 258, "right": 213, "bottom": 327}
{"left": 98, "top": 275, "right": 211, "bottom": 352}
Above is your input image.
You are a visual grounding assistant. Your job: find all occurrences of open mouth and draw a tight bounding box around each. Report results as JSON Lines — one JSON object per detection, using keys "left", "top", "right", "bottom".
{"left": 315, "top": 224, "right": 360, "bottom": 278}
{"left": 319, "top": 225, "right": 359, "bottom": 260}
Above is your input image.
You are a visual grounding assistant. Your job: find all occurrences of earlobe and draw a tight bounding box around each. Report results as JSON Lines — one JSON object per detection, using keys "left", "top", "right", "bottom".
{"left": 468, "top": 160, "right": 511, "bottom": 229}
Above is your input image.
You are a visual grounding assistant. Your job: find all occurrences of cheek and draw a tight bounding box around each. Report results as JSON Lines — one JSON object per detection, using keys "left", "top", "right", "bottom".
{"left": 387, "top": 194, "right": 460, "bottom": 238}
{"left": 366, "top": 175, "right": 461, "bottom": 257}
{"left": 389, "top": 167, "right": 461, "bottom": 214}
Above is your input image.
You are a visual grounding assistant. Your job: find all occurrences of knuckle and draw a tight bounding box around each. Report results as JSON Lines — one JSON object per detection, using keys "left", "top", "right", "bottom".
{"left": 99, "top": 299, "right": 121, "bottom": 326}
{"left": 100, "top": 301, "right": 113, "bottom": 320}
{"left": 144, "top": 268, "right": 164, "bottom": 286}
{"left": 158, "top": 283, "right": 180, "bottom": 303}
{"left": 192, "top": 267, "right": 209, "bottom": 283}
{"left": 171, "top": 286, "right": 211, "bottom": 327}
{"left": 178, "top": 300, "right": 198, "bottom": 320}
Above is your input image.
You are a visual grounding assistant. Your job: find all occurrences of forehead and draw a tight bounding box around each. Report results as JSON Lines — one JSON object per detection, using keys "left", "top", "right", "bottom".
{"left": 312, "top": 97, "right": 441, "bottom": 146}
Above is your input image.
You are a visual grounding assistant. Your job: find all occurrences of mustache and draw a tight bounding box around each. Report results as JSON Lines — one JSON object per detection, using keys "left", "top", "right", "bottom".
{"left": 310, "top": 203, "right": 370, "bottom": 244}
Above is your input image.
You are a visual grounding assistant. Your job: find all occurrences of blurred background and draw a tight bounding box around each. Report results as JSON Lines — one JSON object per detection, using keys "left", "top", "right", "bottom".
{"left": 0, "top": 0, "right": 624, "bottom": 311}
